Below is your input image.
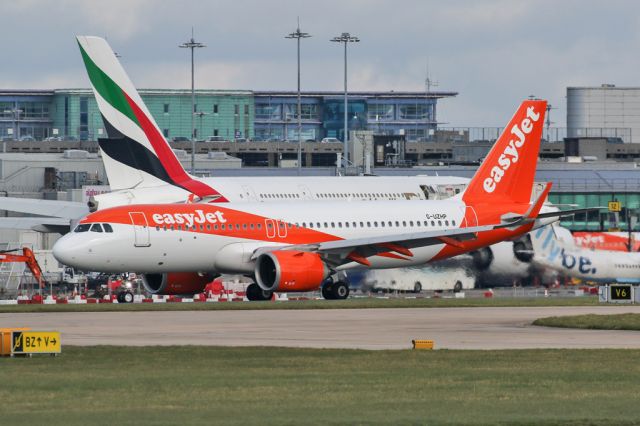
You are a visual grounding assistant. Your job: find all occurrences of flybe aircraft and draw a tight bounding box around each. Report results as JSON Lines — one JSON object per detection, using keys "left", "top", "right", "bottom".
{"left": 529, "top": 224, "right": 640, "bottom": 284}
{"left": 54, "top": 100, "right": 571, "bottom": 300}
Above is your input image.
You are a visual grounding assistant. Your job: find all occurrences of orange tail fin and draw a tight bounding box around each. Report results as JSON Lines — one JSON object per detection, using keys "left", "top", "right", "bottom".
{"left": 463, "top": 100, "right": 546, "bottom": 205}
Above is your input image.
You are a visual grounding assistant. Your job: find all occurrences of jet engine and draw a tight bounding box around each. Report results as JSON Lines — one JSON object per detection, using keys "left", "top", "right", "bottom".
{"left": 255, "top": 251, "right": 329, "bottom": 292}
{"left": 513, "top": 235, "right": 534, "bottom": 263}
{"left": 141, "top": 272, "right": 213, "bottom": 295}
{"left": 471, "top": 247, "right": 493, "bottom": 270}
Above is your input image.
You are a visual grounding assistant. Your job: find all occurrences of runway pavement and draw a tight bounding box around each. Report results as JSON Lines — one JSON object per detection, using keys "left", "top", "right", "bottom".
{"left": 2, "top": 305, "right": 640, "bottom": 350}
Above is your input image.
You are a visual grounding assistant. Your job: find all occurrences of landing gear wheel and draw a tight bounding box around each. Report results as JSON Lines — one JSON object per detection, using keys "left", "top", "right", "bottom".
{"left": 453, "top": 281, "right": 463, "bottom": 293}
{"left": 332, "top": 282, "right": 349, "bottom": 300}
{"left": 322, "top": 284, "right": 334, "bottom": 300}
{"left": 413, "top": 281, "right": 422, "bottom": 293}
{"left": 122, "top": 291, "right": 134, "bottom": 303}
{"left": 116, "top": 293, "right": 123, "bottom": 303}
{"left": 246, "top": 283, "right": 272, "bottom": 301}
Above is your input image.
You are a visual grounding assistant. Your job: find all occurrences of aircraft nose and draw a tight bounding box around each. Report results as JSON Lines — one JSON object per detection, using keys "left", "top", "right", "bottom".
{"left": 52, "top": 234, "right": 79, "bottom": 266}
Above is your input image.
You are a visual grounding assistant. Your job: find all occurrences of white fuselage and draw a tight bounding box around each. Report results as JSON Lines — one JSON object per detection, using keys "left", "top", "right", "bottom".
{"left": 54, "top": 200, "right": 470, "bottom": 273}
{"left": 91, "top": 176, "right": 470, "bottom": 210}
{"left": 531, "top": 225, "right": 640, "bottom": 283}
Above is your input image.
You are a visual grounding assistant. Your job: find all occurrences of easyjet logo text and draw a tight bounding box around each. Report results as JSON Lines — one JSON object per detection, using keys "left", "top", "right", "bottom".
{"left": 483, "top": 106, "right": 540, "bottom": 193}
{"left": 151, "top": 210, "right": 227, "bottom": 227}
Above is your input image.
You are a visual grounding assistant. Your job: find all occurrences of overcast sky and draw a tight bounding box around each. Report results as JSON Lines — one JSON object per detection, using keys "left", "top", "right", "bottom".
{"left": 1, "top": 0, "right": 638, "bottom": 126}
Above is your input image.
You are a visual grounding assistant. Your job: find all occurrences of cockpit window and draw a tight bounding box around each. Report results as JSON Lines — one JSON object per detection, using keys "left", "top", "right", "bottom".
{"left": 90, "top": 224, "right": 103, "bottom": 233}
{"left": 103, "top": 223, "right": 113, "bottom": 233}
{"left": 74, "top": 224, "right": 91, "bottom": 233}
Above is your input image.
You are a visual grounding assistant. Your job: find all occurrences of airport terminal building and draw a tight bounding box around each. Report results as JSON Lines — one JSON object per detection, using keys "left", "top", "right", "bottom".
{"left": 0, "top": 89, "right": 455, "bottom": 143}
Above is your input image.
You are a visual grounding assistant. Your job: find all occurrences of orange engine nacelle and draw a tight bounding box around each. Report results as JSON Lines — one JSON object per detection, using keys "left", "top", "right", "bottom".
{"left": 141, "top": 272, "right": 213, "bottom": 295}
{"left": 255, "top": 251, "right": 329, "bottom": 292}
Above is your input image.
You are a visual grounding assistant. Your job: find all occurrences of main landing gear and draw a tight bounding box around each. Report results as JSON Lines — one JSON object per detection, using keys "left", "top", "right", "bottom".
{"left": 321, "top": 280, "right": 350, "bottom": 300}
{"left": 246, "top": 283, "right": 272, "bottom": 301}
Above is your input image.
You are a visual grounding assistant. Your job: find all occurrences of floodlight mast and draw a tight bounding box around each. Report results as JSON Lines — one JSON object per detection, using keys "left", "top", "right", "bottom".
{"left": 331, "top": 32, "right": 359, "bottom": 170}
{"left": 285, "top": 20, "right": 311, "bottom": 175}
{"left": 179, "top": 29, "right": 206, "bottom": 174}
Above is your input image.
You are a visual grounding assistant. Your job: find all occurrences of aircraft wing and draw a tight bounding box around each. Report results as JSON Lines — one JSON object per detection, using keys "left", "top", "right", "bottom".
{"left": 0, "top": 217, "right": 71, "bottom": 234}
{"left": 252, "top": 223, "right": 498, "bottom": 267}
{"left": 534, "top": 207, "right": 605, "bottom": 220}
{"left": 0, "top": 197, "right": 88, "bottom": 219}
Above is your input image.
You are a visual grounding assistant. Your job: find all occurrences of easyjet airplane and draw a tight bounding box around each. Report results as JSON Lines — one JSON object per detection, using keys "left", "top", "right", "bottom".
{"left": 54, "top": 100, "right": 570, "bottom": 300}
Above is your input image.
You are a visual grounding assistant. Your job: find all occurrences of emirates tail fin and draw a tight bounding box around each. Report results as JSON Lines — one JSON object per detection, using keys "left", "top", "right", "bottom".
{"left": 76, "top": 36, "right": 226, "bottom": 201}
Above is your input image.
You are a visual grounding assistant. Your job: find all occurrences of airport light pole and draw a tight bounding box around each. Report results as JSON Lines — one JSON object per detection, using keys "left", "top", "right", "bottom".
{"left": 331, "top": 32, "right": 359, "bottom": 169}
{"left": 285, "top": 21, "right": 311, "bottom": 175}
{"left": 179, "top": 30, "right": 206, "bottom": 174}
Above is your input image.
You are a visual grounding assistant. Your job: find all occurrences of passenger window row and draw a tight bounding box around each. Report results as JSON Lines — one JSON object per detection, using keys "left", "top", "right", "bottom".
{"left": 260, "top": 193, "right": 301, "bottom": 199}
{"left": 156, "top": 223, "right": 265, "bottom": 232}
{"left": 258, "top": 192, "right": 406, "bottom": 199}
{"left": 295, "top": 219, "right": 454, "bottom": 229}
{"left": 316, "top": 193, "right": 404, "bottom": 199}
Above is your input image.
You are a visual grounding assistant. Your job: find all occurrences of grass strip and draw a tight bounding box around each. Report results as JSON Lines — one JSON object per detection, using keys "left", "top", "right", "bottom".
{"left": 534, "top": 313, "right": 640, "bottom": 331}
{"left": 1, "top": 346, "right": 639, "bottom": 425}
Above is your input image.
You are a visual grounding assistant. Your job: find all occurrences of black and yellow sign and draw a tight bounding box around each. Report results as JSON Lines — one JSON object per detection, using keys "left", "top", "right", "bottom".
{"left": 610, "top": 285, "right": 633, "bottom": 301}
{"left": 11, "top": 331, "right": 61, "bottom": 354}
{"left": 608, "top": 201, "right": 622, "bottom": 212}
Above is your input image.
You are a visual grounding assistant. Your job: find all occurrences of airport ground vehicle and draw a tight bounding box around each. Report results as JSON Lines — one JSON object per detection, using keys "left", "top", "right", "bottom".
{"left": 355, "top": 265, "right": 475, "bottom": 293}
{"left": 0, "top": 248, "right": 45, "bottom": 289}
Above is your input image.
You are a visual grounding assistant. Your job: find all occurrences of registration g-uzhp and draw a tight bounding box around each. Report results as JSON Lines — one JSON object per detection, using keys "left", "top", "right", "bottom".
{"left": 54, "top": 100, "right": 564, "bottom": 301}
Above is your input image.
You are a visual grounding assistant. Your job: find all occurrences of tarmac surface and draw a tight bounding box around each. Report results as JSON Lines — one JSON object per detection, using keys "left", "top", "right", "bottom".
{"left": 2, "top": 305, "right": 640, "bottom": 350}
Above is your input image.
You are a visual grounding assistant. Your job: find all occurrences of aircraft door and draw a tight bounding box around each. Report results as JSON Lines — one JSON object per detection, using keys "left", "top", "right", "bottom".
{"left": 241, "top": 185, "right": 258, "bottom": 202}
{"left": 265, "top": 219, "right": 276, "bottom": 239}
{"left": 298, "top": 185, "right": 312, "bottom": 200}
{"left": 129, "top": 212, "right": 151, "bottom": 247}
{"left": 277, "top": 220, "right": 288, "bottom": 238}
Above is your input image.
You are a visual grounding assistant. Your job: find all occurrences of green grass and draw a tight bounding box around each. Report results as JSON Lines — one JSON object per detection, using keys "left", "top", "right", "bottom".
{"left": 0, "top": 295, "right": 599, "bottom": 313}
{"left": 1, "top": 346, "right": 639, "bottom": 425}
{"left": 534, "top": 313, "right": 640, "bottom": 331}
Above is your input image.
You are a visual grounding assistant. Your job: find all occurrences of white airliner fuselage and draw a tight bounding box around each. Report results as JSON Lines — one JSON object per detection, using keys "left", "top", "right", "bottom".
{"left": 90, "top": 176, "right": 469, "bottom": 211}
{"left": 531, "top": 225, "right": 640, "bottom": 283}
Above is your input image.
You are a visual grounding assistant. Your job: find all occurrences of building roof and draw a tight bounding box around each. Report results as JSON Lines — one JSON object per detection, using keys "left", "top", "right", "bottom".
{"left": 254, "top": 90, "right": 458, "bottom": 99}
{"left": 0, "top": 90, "right": 54, "bottom": 96}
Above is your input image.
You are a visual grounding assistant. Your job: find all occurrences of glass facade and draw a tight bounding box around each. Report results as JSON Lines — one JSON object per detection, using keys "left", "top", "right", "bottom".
{"left": 549, "top": 193, "right": 640, "bottom": 231}
{"left": 322, "top": 99, "right": 367, "bottom": 140}
{"left": 367, "top": 103, "right": 394, "bottom": 120}
{"left": 253, "top": 96, "right": 322, "bottom": 141}
{"left": 398, "top": 104, "right": 430, "bottom": 120}
{"left": 1, "top": 90, "right": 447, "bottom": 142}
{"left": 49, "top": 89, "right": 255, "bottom": 141}
{"left": 0, "top": 95, "right": 53, "bottom": 140}
{"left": 253, "top": 92, "right": 442, "bottom": 142}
